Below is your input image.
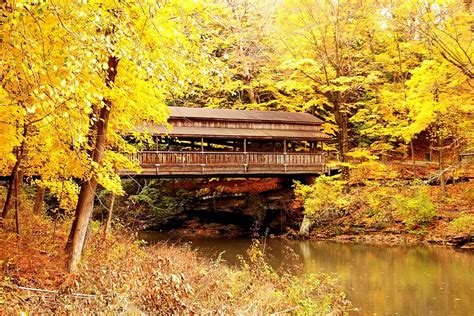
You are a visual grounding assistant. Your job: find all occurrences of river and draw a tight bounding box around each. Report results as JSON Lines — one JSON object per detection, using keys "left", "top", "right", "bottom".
{"left": 138, "top": 231, "right": 474, "bottom": 315}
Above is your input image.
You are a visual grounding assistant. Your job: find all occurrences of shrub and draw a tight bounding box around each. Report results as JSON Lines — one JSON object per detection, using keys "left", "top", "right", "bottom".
{"left": 127, "top": 180, "right": 192, "bottom": 226}
{"left": 357, "top": 187, "right": 395, "bottom": 228}
{"left": 392, "top": 186, "right": 436, "bottom": 230}
{"left": 449, "top": 214, "right": 474, "bottom": 236}
{"left": 295, "top": 176, "right": 350, "bottom": 225}
{"left": 232, "top": 238, "right": 350, "bottom": 314}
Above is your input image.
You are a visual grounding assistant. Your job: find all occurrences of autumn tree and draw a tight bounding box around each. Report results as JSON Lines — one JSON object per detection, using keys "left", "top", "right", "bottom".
{"left": 0, "top": 1, "right": 87, "bottom": 223}
{"left": 217, "top": 0, "right": 281, "bottom": 107}
{"left": 403, "top": 0, "right": 473, "bottom": 192}
{"left": 413, "top": 0, "right": 473, "bottom": 79}
{"left": 1, "top": 0, "right": 220, "bottom": 271}
{"left": 177, "top": 0, "right": 286, "bottom": 111}
{"left": 354, "top": 0, "right": 473, "bottom": 185}
{"left": 271, "top": 0, "right": 393, "bottom": 180}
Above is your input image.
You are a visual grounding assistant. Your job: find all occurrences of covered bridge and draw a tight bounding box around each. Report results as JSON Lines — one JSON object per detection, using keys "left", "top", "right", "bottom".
{"left": 124, "top": 106, "right": 332, "bottom": 177}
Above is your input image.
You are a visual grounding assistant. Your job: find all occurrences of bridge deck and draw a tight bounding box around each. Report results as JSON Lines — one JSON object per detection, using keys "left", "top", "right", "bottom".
{"left": 120, "top": 151, "right": 329, "bottom": 177}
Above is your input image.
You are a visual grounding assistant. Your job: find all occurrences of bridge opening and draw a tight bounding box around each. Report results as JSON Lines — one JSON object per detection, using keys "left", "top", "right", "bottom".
{"left": 111, "top": 177, "right": 300, "bottom": 237}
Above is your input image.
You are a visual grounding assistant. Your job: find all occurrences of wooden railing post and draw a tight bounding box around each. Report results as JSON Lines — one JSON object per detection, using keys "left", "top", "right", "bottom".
{"left": 243, "top": 139, "right": 248, "bottom": 173}
{"left": 244, "top": 152, "right": 248, "bottom": 173}
{"left": 322, "top": 152, "right": 327, "bottom": 174}
{"left": 200, "top": 139, "right": 205, "bottom": 174}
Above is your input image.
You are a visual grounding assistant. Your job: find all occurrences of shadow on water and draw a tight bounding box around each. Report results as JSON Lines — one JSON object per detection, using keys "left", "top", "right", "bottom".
{"left": 138, "top": 231, "right": 474, "bottom": 315}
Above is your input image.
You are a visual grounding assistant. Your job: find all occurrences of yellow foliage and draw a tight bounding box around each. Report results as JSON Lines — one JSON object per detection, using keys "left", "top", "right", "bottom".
{"left": 0, "top": 0, "right": 221, "bottom": 203}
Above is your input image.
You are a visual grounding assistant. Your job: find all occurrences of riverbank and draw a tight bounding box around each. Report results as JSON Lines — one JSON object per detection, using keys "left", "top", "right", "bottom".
{"left": 302, "top": 232, "right": 474, "bottom": 249}
{"left": 0, "top": 206, "right": 349, "bottom": 314}
{"left": 293, "top": 181, "right": 474, "bottom": 249}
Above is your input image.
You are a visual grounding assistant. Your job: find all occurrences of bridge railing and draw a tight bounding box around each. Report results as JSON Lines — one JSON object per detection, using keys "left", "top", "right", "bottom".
{"left": 126, "top": 151, "right": 328, "bottom": 175}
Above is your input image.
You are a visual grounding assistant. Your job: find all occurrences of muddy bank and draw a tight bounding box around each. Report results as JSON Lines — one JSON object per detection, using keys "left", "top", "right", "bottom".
{"left": 297, "top": 232, "right": 474, "bottom": 249}
{"left": 283, "top": 216, "right": 473, "bottom": 250}
{"left": 165, "top": 222, "right": 473, "bottom": 249}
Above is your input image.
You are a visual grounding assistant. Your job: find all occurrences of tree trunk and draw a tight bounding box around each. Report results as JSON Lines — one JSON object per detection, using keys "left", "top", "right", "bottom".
{"left": 67, "top": 55, "right": 118, "bottom": 272}
{"left": 33, "top": 187, "right": 46, "bottom": 214}
{"left": 334, "top": 103, "right": 350, "bottom": 181}
{"left": 82, "top": 214, "right": 93, "bottom": 256}
{"left": 439, "top": 136, "right": 446, "bottom": 197}
{"left": 68, "top": 179, "right": 98, "bottom": 271}
{"left": 244, "top": 77, "right": 257, "bottom": 103}
{"left": 68, "top": 106, "right": 111, "bottom": 272}
{"left": 65, "top": 196, "right": 94, "bottom": 254}
{"left": 1, "top": 126, "right": 27, "bottom": 220}
{"left": 14, "top": 169, "right": 23, "bottom": 235}
{"left": 2, "top": 164, "right": 18, "bottom": 219}
{"left": 65, "top": 217, "right": 78, "bottom": 252}
{"left": 299, "top": 215, "right": 312, "bottom": 236}
{"left": 410, "top": 140, "right": 417, "bottom": 178}
{"left": 429, "top": 140, "right": 433, "bottom": 162}
{"left": 340, "top": 112, "right": 349, "bottom": 180}
{"left": 103, "top": 193, "right": 115, "bottom": 238}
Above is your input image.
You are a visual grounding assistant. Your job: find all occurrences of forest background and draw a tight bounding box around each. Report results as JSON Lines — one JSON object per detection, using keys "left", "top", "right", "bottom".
{"left": 0, "top": 0, "right": 473, "bottom": 312}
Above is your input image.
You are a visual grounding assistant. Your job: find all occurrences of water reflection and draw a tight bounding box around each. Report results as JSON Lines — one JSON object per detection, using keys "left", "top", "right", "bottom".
{"left": 138, "top": 232, "right": 474, "bottom": 315}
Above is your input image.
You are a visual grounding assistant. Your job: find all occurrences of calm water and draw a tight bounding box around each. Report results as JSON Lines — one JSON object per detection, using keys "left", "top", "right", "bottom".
{"left": 138, "top": 231, "right": 474, "bottom": 315}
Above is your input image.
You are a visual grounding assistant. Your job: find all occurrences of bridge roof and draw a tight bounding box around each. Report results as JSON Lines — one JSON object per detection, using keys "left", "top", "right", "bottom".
{"left": 139, "top": 106, "right": 331, "bottom": 141}
{"left": 168, "top": 106, "right": 324, "bottom": 125}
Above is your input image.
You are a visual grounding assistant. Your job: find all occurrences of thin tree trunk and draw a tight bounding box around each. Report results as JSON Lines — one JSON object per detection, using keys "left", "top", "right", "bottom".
{"left": 17, "top": 170, "right": 24, "bottom": 196}
{"left": 299, "top": 215, "right": 312, "bottom": 236}
{"left": 66, "top": 103, "right": 100, "bottom": 244}
{"left": 455, "top": 138, "right": 461, "bottom": 163}
{"left": 331, "top": 95, "right": 350, "bottom": 183}
{"left": 433, "top": 86, "right": 446, "bottom": 196}
{"left": 104, "top": 193, "right": 115, "bottom": 238}
{"left": 14, "top": 172, "right": 20, "bottom": 235}
{"left": 338, "top": 110, "right": 350, "bottom": 181}
{"left": 429, "top": 140, "right": 433, "bottom": 162}
{"left": 2, "top": 168, "right": 17, "bottom": 220}
{"left": 68, "top": 181, "right": 97, "bottom": 252}
{"left": 244, "top": 77, "right": 257, "bottom": 103}
{"left": 33, "top": 187, "right": 46, "bottom": 214}
{"left": 439, "top": 136, "right": 446, "bottom": 196}
{"left": 2, "top": 126, "right": 27, "bottom": 219}
{"left": 410, "top": 140, "right": 416, "bottom": 178}
{"left": 67, "top": 55, "right": 118, "bottom": 272}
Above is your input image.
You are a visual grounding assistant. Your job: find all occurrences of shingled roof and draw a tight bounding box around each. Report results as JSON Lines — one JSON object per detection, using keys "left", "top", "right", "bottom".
{"left": 140, "top": 107, "right": 330, "bottom": 141}
{"left": 168, "top": 106, "right": 324, "bottom": 125}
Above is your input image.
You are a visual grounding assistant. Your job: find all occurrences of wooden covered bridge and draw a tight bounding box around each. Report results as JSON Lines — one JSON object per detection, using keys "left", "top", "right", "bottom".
{"left": 121, "top": 107, "right": 332, "bottom": 178}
